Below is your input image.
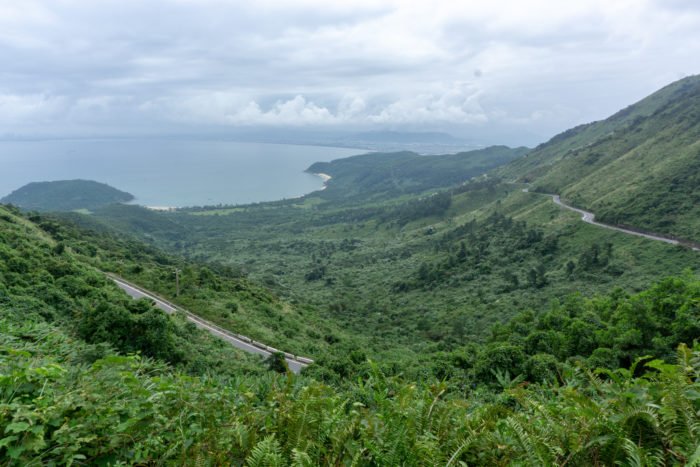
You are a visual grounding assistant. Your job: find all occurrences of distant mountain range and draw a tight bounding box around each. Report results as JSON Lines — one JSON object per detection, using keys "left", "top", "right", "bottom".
{"left": 343, "top": 130, "right": 462, "bottom": 143}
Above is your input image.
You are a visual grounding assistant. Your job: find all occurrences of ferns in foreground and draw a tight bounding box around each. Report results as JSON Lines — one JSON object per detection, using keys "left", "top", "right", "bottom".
{"left": 1, "top": 312, "right": 699, "bottom": 466}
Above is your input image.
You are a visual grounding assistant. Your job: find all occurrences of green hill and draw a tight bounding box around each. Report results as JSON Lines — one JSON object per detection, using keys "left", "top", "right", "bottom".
{"left": 307, "top": 145, "right": 529, "bottom": 200}
{"left": 0, "top": 204, "right": 268, "bottom": 377}
{"left": 499, "top": 75, "right": 700, "bottom": 241}
{"left": 1, "top": 179, "right": 134, "bottom": 212}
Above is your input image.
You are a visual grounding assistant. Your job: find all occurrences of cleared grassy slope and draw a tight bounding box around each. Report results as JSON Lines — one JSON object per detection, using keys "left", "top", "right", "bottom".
{"left": 498, "top": 75, "right": 700, "bottom": 241}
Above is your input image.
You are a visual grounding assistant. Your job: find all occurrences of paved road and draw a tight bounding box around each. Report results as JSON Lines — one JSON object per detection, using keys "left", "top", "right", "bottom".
{"left": 550, "top": 194, "right": 685, "bottom": 246}
{"left": 523, "top": 187, "right": 698, "bottom": 251}
{"left": 110, "top": 276, "right": 310, "bottom": 373}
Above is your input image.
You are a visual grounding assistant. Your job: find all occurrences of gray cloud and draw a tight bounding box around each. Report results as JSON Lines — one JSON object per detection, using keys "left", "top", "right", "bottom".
{"left": 0, "top": 0, "right": 699, "bottom": 144}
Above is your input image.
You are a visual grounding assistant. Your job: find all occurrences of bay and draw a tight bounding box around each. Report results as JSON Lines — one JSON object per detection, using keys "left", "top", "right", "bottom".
{"left": 0, "top": 139, "right": 362, "bottom": 207}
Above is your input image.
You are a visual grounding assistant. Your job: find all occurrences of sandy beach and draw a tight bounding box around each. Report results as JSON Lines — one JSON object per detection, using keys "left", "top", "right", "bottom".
{"left": 313, "top": 172, "right": 332, "bottom": 190}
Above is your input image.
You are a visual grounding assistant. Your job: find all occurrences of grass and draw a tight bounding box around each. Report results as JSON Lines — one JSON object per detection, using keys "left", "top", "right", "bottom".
{"left": 498, "top": 74, "right": 700, "bottom": 242}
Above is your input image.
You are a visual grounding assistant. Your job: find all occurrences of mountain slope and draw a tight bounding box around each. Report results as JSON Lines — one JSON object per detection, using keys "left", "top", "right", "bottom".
{"left": 0, "top": 204, "right": 267, "bottom": 377}
{"left": 3, "top": 200, "right": 700, "bottom": 464}
{"left": 499, "top": 75, "right": 700, "bottom": 241}
{"left": 308, "top": 145, "right": 529, "bottom": 200}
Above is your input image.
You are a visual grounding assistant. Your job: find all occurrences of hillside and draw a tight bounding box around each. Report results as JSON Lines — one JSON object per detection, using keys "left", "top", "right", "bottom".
{"left": 0, "top": 204, "right": 268, "bottom": 377}
{"left": 1, "top": 179, "right": 134, "bottom": 212}
{"left": 307, "top": 145, "right": 529, "bottom": 200}
{"left": 32, "top": 208, "right": 348, "bottom": 359}
{"left": 79, "top": 176, "right": 699, "bottom": 382}
{"left": 499, "top": 75, "right": 700, "bottom": 241}
{"left": 2, "top": 202, "right": 700, "bottom": 463}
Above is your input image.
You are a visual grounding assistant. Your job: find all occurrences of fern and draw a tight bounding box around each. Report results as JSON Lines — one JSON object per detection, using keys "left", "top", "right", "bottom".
{"left": 505, "top": 417, "right": 548, "bottom": 465}
{"left": 445, "top": 435, "right": 474, "bottom": 467}
{"left": 619, "top": 438, "right": 664, "bottom": 467}
{"left": 246, "top": 436, "right": 285, "bottom": 467}
{"left": 687, "top": 443, "right": 700, "bottom": 467}
{"left": 290, "top": 448, "right": 313, "bottom": 467}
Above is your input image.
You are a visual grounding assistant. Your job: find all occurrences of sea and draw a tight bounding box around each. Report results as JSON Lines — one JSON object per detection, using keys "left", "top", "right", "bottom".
{"left": 0, "top": 139, "right": 362, "bottom": 207}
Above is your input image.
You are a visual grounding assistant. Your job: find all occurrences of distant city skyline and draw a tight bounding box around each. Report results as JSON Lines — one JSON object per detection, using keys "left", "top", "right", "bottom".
{"left": 1, "top": 0, "right": 699, "bottom": 146}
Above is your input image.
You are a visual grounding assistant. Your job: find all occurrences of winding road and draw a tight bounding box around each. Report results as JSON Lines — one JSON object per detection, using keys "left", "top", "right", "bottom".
{"left": 523, "top": 188, "right": 699, "bottom": 251}
{"left": 109, "top": 188, "right": 695, "bottom": 373}
{"left": 109, "top": 274, "right": 312, "bottom": 373}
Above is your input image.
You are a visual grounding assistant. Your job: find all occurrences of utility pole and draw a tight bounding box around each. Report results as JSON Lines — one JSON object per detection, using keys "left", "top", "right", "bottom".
{"left": 175, "top": 268, "right": 181, "bottom": 297}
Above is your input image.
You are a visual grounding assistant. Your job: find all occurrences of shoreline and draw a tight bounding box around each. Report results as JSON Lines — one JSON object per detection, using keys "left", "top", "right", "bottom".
{"left": 145, "top": 205, "right": 177, "bottom": 212}
{"left": 137, "top": 173, "right": 332, "bottom": 211}
{"left": 312, "top": 172, "right": 332, "bottom": 190}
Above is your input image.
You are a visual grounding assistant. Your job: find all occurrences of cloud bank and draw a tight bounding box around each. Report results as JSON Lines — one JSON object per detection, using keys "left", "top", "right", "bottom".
{"left": 0, "top": 0, "right": 699, "bottom": 144}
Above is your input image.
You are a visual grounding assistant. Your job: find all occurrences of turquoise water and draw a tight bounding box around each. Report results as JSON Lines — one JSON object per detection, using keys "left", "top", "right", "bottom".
{"left": 0, "top": 139, "right": 361, "bottom": 207}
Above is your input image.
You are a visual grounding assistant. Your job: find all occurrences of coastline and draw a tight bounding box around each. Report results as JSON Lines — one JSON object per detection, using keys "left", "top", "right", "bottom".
{"left": 0, "top": 139, "right": 360, "bottom": 209}
{"left": 312, "top": 172, "right": 332, "bottom": 190}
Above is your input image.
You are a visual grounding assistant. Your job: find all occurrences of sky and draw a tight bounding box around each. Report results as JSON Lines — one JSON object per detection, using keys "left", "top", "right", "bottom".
{"left": 1, "top": 0, "right": 699, "bottom": 146}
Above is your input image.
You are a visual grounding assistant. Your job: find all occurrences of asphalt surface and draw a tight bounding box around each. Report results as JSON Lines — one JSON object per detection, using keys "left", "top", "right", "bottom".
{"left": 110, "top": 276, "right": 309, "bottom": 373}
{"left": 522, "top": 187, "right": 697, "bottom": 250}
{"left": 550, "top": 195, "right": 685, "bottom": 246}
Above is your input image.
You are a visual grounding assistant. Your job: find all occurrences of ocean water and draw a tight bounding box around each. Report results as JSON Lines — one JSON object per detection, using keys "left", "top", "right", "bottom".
{"left": 0, "top": 139, "right": 362, "bottom": 207}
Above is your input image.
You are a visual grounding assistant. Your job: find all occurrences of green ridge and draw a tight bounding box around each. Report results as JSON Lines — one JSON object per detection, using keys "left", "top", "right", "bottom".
{"left": 1, "top": 179, "right": 134, "bottom": 212}
{"left": 498, "top": 75, "right": 700, "bottom": 241}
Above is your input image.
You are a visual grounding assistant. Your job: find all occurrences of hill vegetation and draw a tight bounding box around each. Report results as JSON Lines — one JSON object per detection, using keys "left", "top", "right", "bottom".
{"left": 1, "top": 179, "right": 134, "bottom": 212}
{"left": 74, "top": 174, "right": 697, "bottom": 382}
{"left": 2, "top": 76, "right": 700, "bottom": 464}
{"left": 2, "top": 203, "right": 700, "bottom": 464}
{"left": 307, "top": 145, "right": 528, "bottom": 201}
{"left": 499, "top": 74, "right": 700, "bottom": 242}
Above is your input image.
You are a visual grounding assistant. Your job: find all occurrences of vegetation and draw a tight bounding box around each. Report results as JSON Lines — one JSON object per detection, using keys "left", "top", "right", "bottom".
{"left": 1, "top": 204, "right": 699, "bottom": 463}
{"left": 1, "top": 179, "right": 134, "bottom": 212}
{"left": 0, "top": 204, "right": 266, "bottom": 378}
{"left": 29, "top": 209, "right": 344, "bottom": 359}
{"left": 77, "top": 175, "right": 698, "bottom": 383}
{"left": 307, "top": 145, "right": 528, "bottom": 201}
{"left": 2, "top": 76, "right": 700, "bottom": 464}
{"left": 498, "top": 74, "right": 700, "bottom": 242}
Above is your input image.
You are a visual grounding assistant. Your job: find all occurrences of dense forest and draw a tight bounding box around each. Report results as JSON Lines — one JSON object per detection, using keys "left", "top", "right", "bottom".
{"left": 1, "top": 203, "right": 699, "bottom": 464}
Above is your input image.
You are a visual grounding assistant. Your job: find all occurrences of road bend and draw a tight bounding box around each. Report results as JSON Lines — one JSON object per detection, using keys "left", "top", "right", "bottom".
{"left": 522, "top": 187, "right": 697, "bottom": 251}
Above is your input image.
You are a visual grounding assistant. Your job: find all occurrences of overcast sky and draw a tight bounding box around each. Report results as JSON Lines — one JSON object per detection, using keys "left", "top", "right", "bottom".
{"left": 1, "top": 0, "right": 699, "bottom": 145}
